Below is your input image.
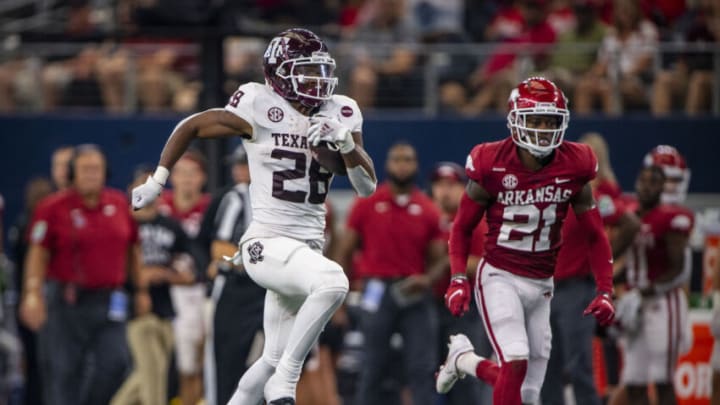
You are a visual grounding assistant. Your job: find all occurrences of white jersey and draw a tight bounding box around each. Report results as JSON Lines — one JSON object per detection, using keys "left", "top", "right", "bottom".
{"left": 224, "top": 82, "right": 363, "bottom": 243}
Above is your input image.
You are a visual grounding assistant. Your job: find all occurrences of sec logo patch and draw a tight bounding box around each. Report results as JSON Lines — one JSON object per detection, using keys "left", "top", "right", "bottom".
{"left": 268, "top": 107, "right": 284, "bottom": 122}
{"left": 341, "top": 106, "right": 353, "bottom": 117}
{"left": 502, "top": 174, "right": 518, "bottom": 189}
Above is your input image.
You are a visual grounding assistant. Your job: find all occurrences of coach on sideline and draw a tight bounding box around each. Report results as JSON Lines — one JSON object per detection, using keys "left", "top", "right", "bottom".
{"left": 19, "top": 144, "right": 150, "bottom": 405}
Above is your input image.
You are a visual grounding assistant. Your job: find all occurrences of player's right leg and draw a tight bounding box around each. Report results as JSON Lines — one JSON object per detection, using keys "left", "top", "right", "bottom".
{"left": 240, "top": 237, "right": 348, "bottom": 404}
{"left": 438, "top": 260, "right": 527, "bottom": 405}
{"left": 227, "top": 290, "right": 297, "bottom": 405}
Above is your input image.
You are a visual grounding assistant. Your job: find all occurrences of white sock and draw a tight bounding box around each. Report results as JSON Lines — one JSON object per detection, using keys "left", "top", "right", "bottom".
{"left": 456, "top": 351, "right": 483, "bottom": 376}
{"left": 227, "top": 358, "right": 274, "bottom": 405}
{"left": 264, "top": 288, "right": 346, "bottom": 399}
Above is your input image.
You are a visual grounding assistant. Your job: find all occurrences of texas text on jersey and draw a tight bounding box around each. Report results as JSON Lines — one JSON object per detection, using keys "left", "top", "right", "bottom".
{"left": 224, "top": 82, "right": 363, "bottom": 243}
{"left": 465, "top": 137, "right": 598, "bottom": 278}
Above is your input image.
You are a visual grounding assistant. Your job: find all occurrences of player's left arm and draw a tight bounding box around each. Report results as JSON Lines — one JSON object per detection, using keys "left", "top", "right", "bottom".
{"left": 572, "top": 183, "right": 615, "bottom": 325}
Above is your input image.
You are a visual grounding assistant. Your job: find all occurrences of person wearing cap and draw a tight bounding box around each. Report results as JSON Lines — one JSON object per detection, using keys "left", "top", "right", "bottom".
{"left": 429, "top": 161, "right": 494, "bottom": 405}
{"left": 334, "top": 141, "right": 446, "bottom": 405}
{"left": 198, "top": 145, "right": 265, "bottom": 405}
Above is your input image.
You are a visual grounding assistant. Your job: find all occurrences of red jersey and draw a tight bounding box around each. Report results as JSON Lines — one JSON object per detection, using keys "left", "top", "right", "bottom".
{"left": 466, "top": 138, "right": 597, "bottom": 278}
{"left": 29, "top": 188, "right": 138, "bottom": 288}
{"left": 626, "top": 204, "right": 694, "bottom": 289}
{"left": 347, "top": 183, "right": 444, "bottom": 279}
{"left": 555, "top": 179, "right": 627, "bottom": 281}
{"left": 433, "top": 214, "right": 487, "bottom": 298}
{"left": 158, "top": 190, "right": 211, "bottom": 238}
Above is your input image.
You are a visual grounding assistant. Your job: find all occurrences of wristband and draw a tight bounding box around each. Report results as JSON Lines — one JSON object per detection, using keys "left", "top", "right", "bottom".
{"left": 339, "top": 131, "right": 356, "bottom": 154}
{"left": 152, "top": 166, "right": 170, "bottom": 185}
{"left": 450, "top": 274, "right": 468, "bottom": 281}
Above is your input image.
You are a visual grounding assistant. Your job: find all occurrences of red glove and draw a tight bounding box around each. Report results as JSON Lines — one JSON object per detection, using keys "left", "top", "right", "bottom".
{"left": 583, "top": 293, "right": 615, "bottom": 326}
{"left": 445, "top": 276, "right": 471, "bottom": 317}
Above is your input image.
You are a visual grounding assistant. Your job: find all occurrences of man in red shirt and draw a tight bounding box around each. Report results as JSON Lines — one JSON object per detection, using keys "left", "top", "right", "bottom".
{"left": 542, "top": 133, "right": 640, "bottom": 405}
{"left": 157, "top": 149, "right": 211, "bottom": 405}
{"left": 335, "top": 142, "right": 447, "bottom": 405}
{"left": 19, "top": 144, "right": 149, "bottom": 405}
{"left": 436, "top": 77, "right": 615, "bottom": 405}
{"left": 429, "top": 162, "right": 494, "bottom": 405}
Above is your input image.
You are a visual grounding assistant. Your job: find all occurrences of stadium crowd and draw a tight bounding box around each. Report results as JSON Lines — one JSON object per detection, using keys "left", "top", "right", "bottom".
{"left": 0, "top": 0, "right": 718, "bottom": 115}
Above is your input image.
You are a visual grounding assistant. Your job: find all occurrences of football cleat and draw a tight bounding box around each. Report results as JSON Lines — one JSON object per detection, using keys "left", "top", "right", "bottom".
{"left": 436, "top": 333, "right": 474, "bottom": 394}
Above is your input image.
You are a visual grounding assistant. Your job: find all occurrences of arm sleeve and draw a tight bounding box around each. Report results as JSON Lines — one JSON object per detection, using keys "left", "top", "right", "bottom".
{"left": 576, "top": 206, "right": 613, "bottom": 294}
{"left": 448, "top": 193, "right": 486, "bottom": 277}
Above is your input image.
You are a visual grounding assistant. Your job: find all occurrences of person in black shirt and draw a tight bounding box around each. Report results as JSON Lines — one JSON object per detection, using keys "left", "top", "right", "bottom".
{"left": 111, "top": 170, "right": 195, "bottom": 405}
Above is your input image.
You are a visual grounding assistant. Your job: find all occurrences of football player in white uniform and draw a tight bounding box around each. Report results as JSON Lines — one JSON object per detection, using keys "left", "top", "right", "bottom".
{"left": 132, "top": 28, "right": 377, "bottom": 405}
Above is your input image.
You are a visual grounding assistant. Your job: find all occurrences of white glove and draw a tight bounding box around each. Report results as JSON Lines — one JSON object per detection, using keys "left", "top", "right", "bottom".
{"left": 131, "top": 167, "right": 168, "bottom": 210}
{"left": 614, "top": 288, "right": 643, "bottom": 337}
{"left": 308, "top": 116, "right": 355, "bottom": 154}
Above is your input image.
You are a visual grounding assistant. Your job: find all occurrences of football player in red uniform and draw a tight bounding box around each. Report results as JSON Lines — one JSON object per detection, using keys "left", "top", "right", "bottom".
{"left": 436, "top": 77, "right": 615, "bottom": 405}
{"left": 615, "top": 165, "right": 694, "bottom": 404}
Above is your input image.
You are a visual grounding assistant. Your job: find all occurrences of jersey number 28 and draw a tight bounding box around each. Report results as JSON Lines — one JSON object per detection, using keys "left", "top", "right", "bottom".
{"left": 498, "top": 204, "right": 557, "bottom": 252}
{"left": 272, "top": 149, "right": 332, "bottom": 204}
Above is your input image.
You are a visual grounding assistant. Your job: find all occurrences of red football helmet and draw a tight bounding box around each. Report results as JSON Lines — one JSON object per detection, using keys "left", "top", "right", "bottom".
{"left": 263, "top": 28, "right": 338, "bottom": 108}
{"left": 507, "top": 77, "right": 570, "bottom": 157}
{"left": 643, "top": 145, "right": 690, "bottom": 204}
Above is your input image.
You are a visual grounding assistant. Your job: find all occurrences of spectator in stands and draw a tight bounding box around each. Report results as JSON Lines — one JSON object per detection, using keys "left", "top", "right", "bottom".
{"left": 51, "top": 145, "right": 75, "bottom": 191}
{"left": 574, "top": 0, "right": 658, "bottom": 114}
{"left": 429, "top": 162, "right": 494, "bottom": 405}
{"left": 542, "top": 133, "right": 640, "bottom": 405}
{"left": 347, "top": 0, "right": 423, "bottom": 109}
{"left": 335, "top": 141, "right": 447, "bottom": 405}
{"left": 651, "top": 0, "right": 718, "bottom": 116}
{"left": 46, "top": 46, "right": 104, "bottom": 110}
{"left": 112, "top": 169, "right": 195, "bottom": 405}
{"left": 7, "top": 177, "right": 53, "bottom": 405}
{"left": 539, "top": 0, "right": 607, "bottom": 98}
{"left": 157, "top": 149, "right": 210, "bottom": 405}
{"left": 19, "top": 144, "right": 149, "bottom": 405}
{"left": 198, "top": 145, "right": 264, "bottom": 405}
{"left": 441, "top": 0, "right": 556, "bottom": 114}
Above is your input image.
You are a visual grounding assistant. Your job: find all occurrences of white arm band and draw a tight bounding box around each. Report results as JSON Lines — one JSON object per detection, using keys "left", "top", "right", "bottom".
{"left": 347, "top": 165, "right": 376, "bottom": 197}
{"left": 152, "top": 166, "right": 170, "bottom": 185}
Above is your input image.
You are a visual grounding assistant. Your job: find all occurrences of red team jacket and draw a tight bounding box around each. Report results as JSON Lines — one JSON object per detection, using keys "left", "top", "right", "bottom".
{"left": 465, "top": 138, "right": 598, "bottom": 278}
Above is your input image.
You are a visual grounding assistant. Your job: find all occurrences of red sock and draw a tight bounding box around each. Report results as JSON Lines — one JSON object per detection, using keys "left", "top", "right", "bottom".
{"left": 475, "top": 359, "right": 499, "bottom": 386}
{"left": 492, "top": 359, "right": 528, "bottom": 405}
